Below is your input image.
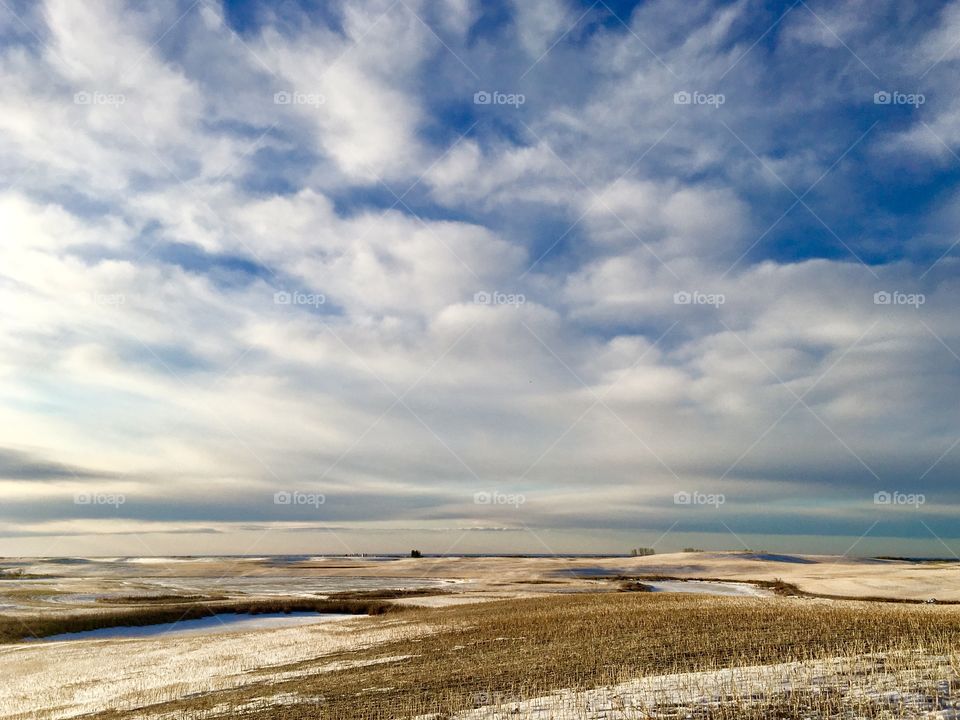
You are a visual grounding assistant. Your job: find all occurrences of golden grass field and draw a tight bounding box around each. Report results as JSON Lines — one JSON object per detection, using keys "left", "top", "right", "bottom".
{"left": 16, "top": 593, "right": 959, "bottom": 720}
{"left": 31, "top": 593, "right": 960, "bottom": 720}
{"left": 5, "top": 553, "right": 960, "bottom": 719}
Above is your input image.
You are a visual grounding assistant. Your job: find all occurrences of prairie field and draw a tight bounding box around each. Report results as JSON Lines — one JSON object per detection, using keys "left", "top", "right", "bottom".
{"left": 135, "top": 593, "right": 960, "bottom": 720}
{"left": 6, "top": 588, "right": 960, "bottom": 719}
{"left": 7, "top": 554, "right": 960, "bottom": 719}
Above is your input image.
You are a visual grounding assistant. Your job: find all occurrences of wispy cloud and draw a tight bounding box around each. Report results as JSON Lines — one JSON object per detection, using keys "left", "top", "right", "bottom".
{"left": 0, "top": 0, "right": 958, "bottom": 555}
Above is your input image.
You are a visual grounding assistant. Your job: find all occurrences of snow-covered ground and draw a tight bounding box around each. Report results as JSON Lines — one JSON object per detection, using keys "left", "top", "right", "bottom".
{"left": 0, "top": 614, "right": 426, "bottom": 720}
{"left": 0, "top": 574, "right": 459, "bottom": 613}
{"left": 9, "top": 551, "right": 960, "bottom": 604}
{"left": 443, "top": 654, "right": 960, "bottom": 719}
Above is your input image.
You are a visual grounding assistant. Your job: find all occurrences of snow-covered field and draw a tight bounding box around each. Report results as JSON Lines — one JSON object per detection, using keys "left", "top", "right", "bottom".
{"left": 0, "top": 614, "right": 426, "bottom": 719}
{"left": 8, "top": 552, "right": 960, "bottom": 608}
{"left": 6, "top": 553, "right": 960, "bottom": 719}
{"left": 442, "top": 654, "right": 960, "bottom": 719}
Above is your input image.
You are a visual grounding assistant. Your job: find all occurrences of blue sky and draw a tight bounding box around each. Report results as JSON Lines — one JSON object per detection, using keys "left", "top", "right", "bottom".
{"left": 0, "top": 0, "right": 959, "bottom": 556}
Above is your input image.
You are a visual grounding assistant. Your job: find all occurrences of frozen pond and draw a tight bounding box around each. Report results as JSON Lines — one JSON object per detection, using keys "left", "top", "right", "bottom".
{"left": 645, "top": 580, "right": 771, "bottom": 597}
{"left": 34, "top": 612, "right": 351, "bottom": 642}
{"left": 553, "top": 568, "right": 773, "bottom": 597}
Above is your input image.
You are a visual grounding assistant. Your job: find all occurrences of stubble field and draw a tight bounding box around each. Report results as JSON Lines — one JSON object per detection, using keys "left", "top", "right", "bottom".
{"left": 55, "top": 593, "right": 960, "bottom": 720}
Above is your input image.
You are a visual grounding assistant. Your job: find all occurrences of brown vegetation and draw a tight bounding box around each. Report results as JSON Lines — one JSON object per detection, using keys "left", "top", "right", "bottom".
{"left": 0, "top": 597, "right": 404, "bottom": 643}
{"left": 81, "top": 592, "right": 960, "bottom": 719}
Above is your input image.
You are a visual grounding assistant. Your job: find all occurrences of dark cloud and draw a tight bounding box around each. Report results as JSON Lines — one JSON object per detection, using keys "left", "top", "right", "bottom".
{"left": 0, "top": 448, "right": 111, "bottom": 482}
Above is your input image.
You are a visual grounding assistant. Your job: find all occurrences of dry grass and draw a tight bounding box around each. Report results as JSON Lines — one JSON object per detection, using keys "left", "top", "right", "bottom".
{"left": 0, "top": 597, "right": 404, "bottom": 643}
{"left": 621, "top": 574, "right": 960, "bottom": 603}
{"left": 0, "top": 569, "right": 49, "bottom": 580}
{"left": 79, "top": 592, "right": 960, "bottom": 719}
{"left": 323, "top": 589, "right": 453, "bottom": 601}
{"left": 95, "top": 594, "right": 228, "bottom": 605}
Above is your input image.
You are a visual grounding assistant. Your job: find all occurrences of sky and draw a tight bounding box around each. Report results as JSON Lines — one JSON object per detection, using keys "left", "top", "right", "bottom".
{"left": 1, "top": 0, "right": 959, "bottom": 558}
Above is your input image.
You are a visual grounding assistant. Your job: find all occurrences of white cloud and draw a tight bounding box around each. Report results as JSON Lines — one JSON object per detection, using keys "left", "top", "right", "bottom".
{"left": 511, "top": 0, "right": 577, "bottom": 58}
{"left": 0, "top": 0, "right": 957, "bottom": 553}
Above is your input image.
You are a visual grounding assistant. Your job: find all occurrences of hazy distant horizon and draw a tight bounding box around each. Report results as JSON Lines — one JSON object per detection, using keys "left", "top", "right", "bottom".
{"left": 6, "top": 548, "right": 960, "bottom": 560}
{"left": 4, "top": 529, "right": 960, "bottom": 559}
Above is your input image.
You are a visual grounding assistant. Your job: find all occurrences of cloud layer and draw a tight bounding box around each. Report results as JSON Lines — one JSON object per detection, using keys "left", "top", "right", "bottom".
{"left": 1, "top": 0, "right": 959, "bottom": 556}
